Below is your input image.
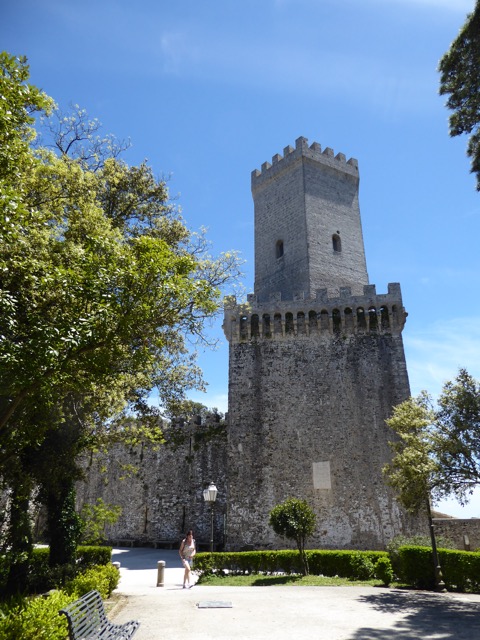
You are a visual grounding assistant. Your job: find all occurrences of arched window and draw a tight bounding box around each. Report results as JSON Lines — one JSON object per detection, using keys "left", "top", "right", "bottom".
{"left": 251, "top": 314, "right": 259, "bottom": 337}
{"left": 320, "top": 310, "right": 329, "bottom": 331}
{"left": 285, "top": 312, "right": 294, "bottom": 335}
{"left": 392, "top": 305, "right": 400, "bottom": 328}
{"left": 344, "top": 307, "right": 354, "bottom": 331}
{"left": 263, "top": 313, "right": 271, "bottom": 338}
{"left": 332, "top": 308, "right": 341, "bottom": 333}
{"left": 369, "top": 307, "right": 378, "bottom": 332}
{"left": 297, "top": 312, "right": 306, "bottom": 335}
{"left": 274, "top": 313, "right": 282, "bottom": 335}
{"left": 332, "top": 234, "right": 342, "bottom": 252}
{"left": 240, "top": 316, "right": 248, "bottom": 340}
{"left": 276, "top": 240, "right": 284, "bottom": 258}
{"left": 308, "top": 310, "right": 318, "bottom": 332}
{"left": 357, "top": 307, "right": 366, "bottom": 330}
{"left": 380, "top": 306, "right": 390, "bottom": 330}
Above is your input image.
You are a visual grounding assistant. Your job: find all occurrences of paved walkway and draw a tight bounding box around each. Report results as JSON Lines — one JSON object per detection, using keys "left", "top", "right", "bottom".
{"left": 110, "top": 547, "right": 480, "bottom": 640}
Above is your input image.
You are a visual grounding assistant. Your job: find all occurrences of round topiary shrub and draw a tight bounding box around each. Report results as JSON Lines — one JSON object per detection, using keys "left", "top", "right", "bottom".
{"left": 375, "top": 556, "right": 394, "bottom": 586}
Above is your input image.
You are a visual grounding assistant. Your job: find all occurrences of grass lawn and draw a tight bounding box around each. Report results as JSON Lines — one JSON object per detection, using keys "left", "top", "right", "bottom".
{"left": 197, "top": 573, "right": 393, "bottom": 587}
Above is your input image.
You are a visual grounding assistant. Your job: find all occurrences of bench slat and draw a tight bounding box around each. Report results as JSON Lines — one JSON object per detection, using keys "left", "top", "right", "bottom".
{"left": 60, "top": 590, "right": 139, "bottom": 640}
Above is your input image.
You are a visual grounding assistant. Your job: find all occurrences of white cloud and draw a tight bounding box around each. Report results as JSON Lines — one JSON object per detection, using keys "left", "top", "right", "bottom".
{"left": 154, "top": 27, "right": 435, "bottom": 118}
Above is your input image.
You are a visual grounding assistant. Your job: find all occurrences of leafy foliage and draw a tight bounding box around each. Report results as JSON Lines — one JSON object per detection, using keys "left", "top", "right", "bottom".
{"left": 434, "top": 369, "right": 480, "bottom": 502}
{"left": 269, "top": 498, "right": 316, "bottom": 575}
{"left": 0, "top": 52, "right": 242, "bottom": 593}
{"left": 65, "top": 563, "right": 120, "bottom": 598}
{"left": 439, "top": 1, "right": 480, "bottom": 189}
{"left": 391, "top": 545, "right": 480, "bottom": 592}
{"left": 384, "top": 369, "right": 480, "bottom": 512}
{"left": 396, "top": 545, "right": 437, "bottom": 589}
{"left": 0, "top": 589, "right": 72, "bottom": 640}
{"left": 0, "top": 562, "right": 119, "bottom": 640}
{"left": 383, "top": 393, "right": 437, "bottom": 512}
{"left": 349, "top": 552, "right": 375, "bottom": 580}
{"left": 80, "top": 499, "right": 122, "bottom": 545}
{"left": 374, "top": 556, "right": 394, "bottom": 586}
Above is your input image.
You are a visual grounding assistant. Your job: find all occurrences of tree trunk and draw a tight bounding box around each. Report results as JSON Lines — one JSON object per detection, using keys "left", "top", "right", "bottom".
{"left": 4, "top": 479, "right": 33, "bottom": 596}
{"left": 297, "top": 537, "right": 309, "bottom": 576}
{"left": 46, "top": 480, "right": 81, "bottom": 571}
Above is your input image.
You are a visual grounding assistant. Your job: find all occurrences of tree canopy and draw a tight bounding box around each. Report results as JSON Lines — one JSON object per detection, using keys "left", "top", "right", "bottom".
{"left": 384, "top": 369, "right": 480, "bottom": 513}
{"left": 439, "top": 1, "right": 480, "bottom": 189}
{"left": 383, "top": 393, "right": 437, "bottom": 513}
{"left": 0, "top": 51, "right": 241, "bottom": 592}
{"left": 269, "top": 497, "right": 316, "bottom": 575}
{"left": 0, "top": 52, "right": 241, "bottom": 446}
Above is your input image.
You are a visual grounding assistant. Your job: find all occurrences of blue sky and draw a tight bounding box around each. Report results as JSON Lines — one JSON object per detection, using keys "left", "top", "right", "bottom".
{"left": 2, "top": 0, "right": 480, "bottom": 517}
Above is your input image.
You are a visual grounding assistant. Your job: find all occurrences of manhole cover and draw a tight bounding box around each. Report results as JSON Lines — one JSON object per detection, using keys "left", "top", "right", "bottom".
{"left": 197, "top": 601, "right": 233, "bottom": 608}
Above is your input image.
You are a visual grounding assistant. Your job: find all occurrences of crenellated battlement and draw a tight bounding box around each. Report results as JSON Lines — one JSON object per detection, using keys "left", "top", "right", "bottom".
{"left": 223, "top": 283, "right": 406, "bottom": 342}
{"left": 251, "top": 136, "right": 358, "bottom": 191}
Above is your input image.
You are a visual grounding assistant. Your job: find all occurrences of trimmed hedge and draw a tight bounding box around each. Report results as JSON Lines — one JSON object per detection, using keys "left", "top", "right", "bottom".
{"left": 76, "top": 546, "right": 112, "bottom": 572}
{"left": 65, "top": 563, "right": 120, "bottom": 599}
{"left": 195, "top": 547, "right": 480, "bottom": 592}
{"left": 0, "top": 545, "right": 113, "bottom": 596}
{"left": 194, "top": 549, "right": 388, "bottom": 580}
{"left": 396, "top": 545, "right": 480, "bottom": 592}
{"left": 396, "top": 545, "right": 436, "bottom": 589}
{"left": 439, "top": 548, "right": 480, "bottom": 592}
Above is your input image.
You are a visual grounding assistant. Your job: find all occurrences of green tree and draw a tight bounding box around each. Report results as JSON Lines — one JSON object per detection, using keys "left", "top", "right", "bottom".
{"left": 269, "top": 498, "right": 316, "bottom": 576}
{"left": 383, "top": 370, "right": 480, "bottom": 591}
{"left": 434, "top": 368, "right": 480, "bottom": 502}
{"left": 383, "top": 393, "right": 446, "bottom": 590}
{"left": 439, "top": 1, "right": 480, "bottom": 189}
{"left": 383, "top": 393, "right": 437, "bottom": 513}
{"left": 384, "top": 370, "right": 480, "bottom": 509}
{"left": 0, "top": 53, "right": 242, "bottom": 593}
{"left": 80, "top": 498, "right": 122, "bottom": 545}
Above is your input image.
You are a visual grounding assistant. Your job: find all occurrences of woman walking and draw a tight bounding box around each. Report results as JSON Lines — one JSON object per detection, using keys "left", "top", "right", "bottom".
{"left": 179, "top": 529, "right": 196, "bottom": 588}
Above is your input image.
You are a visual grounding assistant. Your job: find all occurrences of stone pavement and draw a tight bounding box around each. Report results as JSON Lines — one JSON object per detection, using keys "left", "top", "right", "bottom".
{"left": 110, "top": 547, "right": 480, "bottom": 640}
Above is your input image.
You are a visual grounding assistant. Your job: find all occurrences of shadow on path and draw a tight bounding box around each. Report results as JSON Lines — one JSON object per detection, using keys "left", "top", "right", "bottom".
{"left": 348, "top": 589, "right": 480, "bottom": 640}
{"left": 111, "top": 547, "right": 183, "bottom": 570}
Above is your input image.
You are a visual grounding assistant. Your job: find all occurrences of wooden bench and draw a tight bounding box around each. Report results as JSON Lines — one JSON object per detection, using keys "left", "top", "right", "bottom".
{"left": 60, "top": 589, "right": 140, "bottom": 640}
{"left": 154, "top": 539, "right": 178, "bottom": 549}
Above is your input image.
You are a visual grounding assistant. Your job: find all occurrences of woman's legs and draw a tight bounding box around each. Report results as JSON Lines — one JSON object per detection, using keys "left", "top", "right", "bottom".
{"left": 183, "top": 561, "right": 191, "bottom": 587}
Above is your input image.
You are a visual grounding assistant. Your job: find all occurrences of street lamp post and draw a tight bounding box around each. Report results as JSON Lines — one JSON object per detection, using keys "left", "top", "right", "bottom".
{"left": 426, "top": 495, "right": 446, "bottom": 592}
{"left": 203, "top": 481, "right": 218, "bottom": 552}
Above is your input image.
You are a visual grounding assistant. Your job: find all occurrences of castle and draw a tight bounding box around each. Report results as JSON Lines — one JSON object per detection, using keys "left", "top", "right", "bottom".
{"left": 77, "top": 137, "right": 423, "bottom": 550}
{"left": 223, "top": 137, "right": 416, "bottom": 549}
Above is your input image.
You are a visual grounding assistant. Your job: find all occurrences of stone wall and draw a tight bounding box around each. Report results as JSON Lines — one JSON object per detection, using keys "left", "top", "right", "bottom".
{"left": 252, "top": 137, "right": 368, "bottom": 302}
{"left": 433, "top": 518, "right": 480, "bottom": 551}
{"left": 224, "top": 308, "right": 422, "bottom": 551}
{"left": 75, "top": 430, "right": 480, "bottom": 552}
{"left": 75, "top": 422, "right": 227, "bottom": 549}
{"left": 224, "top": 137, "right": 422, "bottom": 551}
{"left": 76, "top": 137, "right": 455, "bottom": 553}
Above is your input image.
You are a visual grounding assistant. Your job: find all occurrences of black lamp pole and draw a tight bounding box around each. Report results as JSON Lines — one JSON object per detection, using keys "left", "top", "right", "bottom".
{"left": 426, "top": 495, "right": 446, "bottom": 592}
{"left": 203, "top": 482, "right": 218, "bottom": 552}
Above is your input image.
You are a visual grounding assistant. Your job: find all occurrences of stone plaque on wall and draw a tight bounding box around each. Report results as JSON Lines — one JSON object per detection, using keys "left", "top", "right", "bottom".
{"left": 313, "top": 461, "right": 332, "bottom": 490}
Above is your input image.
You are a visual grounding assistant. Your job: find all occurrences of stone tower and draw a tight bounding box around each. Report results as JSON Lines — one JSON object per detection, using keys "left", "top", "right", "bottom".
{"left": 223, "top": 137, "right": 415, "bottom": 551}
